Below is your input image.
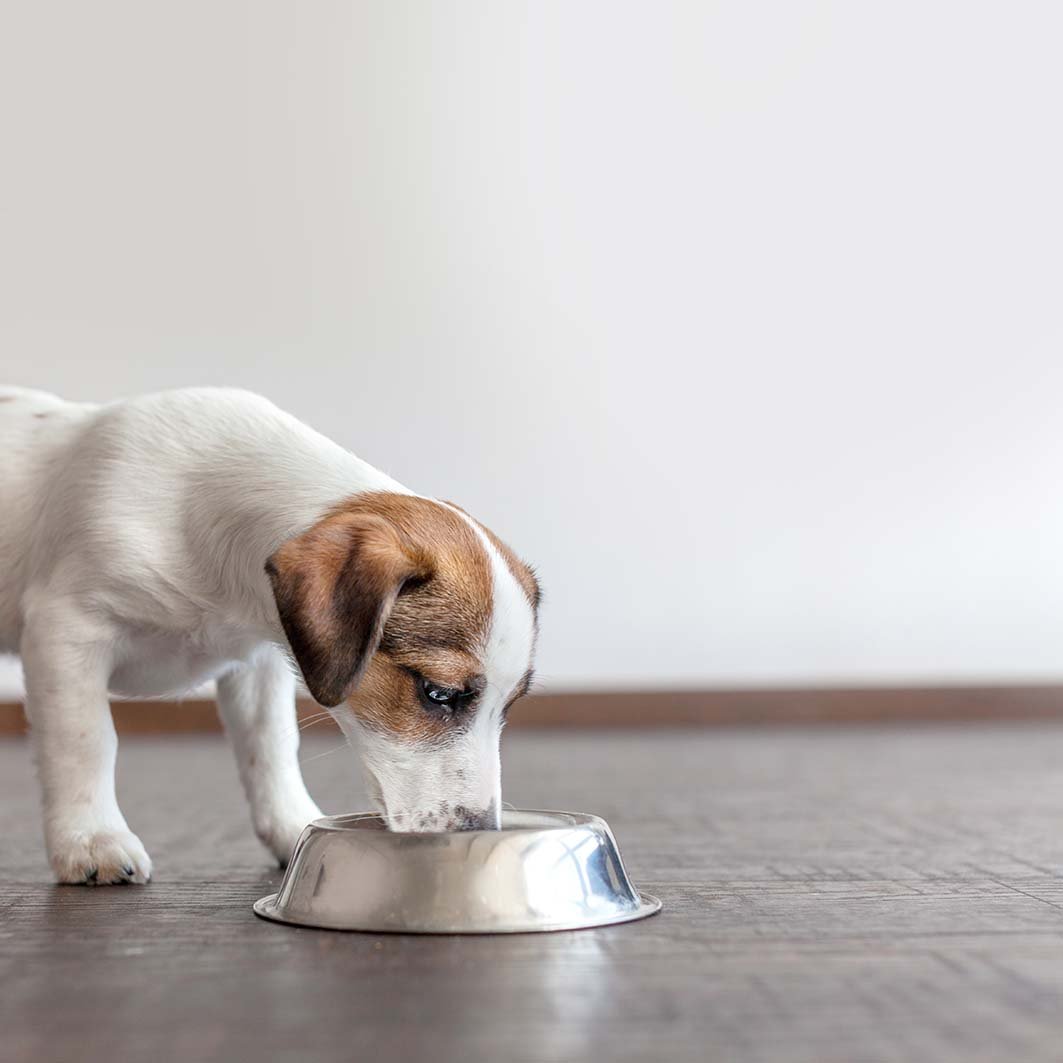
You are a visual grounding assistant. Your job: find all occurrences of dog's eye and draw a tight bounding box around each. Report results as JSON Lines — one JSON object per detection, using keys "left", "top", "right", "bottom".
{"left": 424, "top": 682, "right": 460, "bottom": 704}
{"left": 419, "top": 679, "right": 464, "bottom": 712}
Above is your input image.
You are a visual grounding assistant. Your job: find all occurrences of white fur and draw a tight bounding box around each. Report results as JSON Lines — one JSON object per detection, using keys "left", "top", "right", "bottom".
{"left": 0, "top": 386, "right": 531, "bottom": 882}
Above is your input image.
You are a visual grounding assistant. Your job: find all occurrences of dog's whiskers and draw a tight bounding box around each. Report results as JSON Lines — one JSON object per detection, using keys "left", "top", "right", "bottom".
{"left": 298, "top": 741, "right": 350, "bottom": 767}
{"left": 297, "top": 711, "right": 335, "bottom": 732}
{"left": 272, "top": 710, "right": 337, "bottom": 743}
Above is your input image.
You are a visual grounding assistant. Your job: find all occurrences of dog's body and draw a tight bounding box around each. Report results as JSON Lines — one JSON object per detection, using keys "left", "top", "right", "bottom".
{"left": 0, "top": 386, "right": 539, "bottom": 884}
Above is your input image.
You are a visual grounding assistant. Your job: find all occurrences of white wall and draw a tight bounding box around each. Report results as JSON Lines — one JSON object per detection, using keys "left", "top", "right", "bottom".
{"left": 3, "top": 1, "right": 1063, "bottom": 698}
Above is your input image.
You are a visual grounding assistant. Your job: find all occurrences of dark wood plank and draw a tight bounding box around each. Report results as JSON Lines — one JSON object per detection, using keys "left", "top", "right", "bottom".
{"left": 5, "top": 684, "right": 1063, "bottom": 735}
{"left": 4, "top": 724, "right": 1063, "bottom": 1062}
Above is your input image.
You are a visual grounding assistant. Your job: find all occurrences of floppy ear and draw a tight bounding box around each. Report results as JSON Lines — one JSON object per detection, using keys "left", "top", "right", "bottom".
{"left": 265, "top": 510, "right": 427, "bottom": 707}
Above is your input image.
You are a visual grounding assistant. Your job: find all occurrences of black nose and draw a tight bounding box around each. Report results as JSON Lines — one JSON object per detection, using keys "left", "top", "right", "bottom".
{"left": 450, "top": 804, "right": 499, "bottom": 831}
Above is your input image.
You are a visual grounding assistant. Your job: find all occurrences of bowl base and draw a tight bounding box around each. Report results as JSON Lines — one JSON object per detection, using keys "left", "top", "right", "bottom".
{"left": 253, "top": 891, "right": 662, "bottom": 935}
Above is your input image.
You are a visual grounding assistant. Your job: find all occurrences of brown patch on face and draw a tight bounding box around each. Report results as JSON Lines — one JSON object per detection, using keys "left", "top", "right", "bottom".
{"left": 348, "top": 653, "right": 481, "bottom": 744}
{"left": 342, "top": 494, "right": 495, "bottom": 740}
{"left": 356, "top": 494, "right": 493, "bottom": 658}
{"left": 266, "top": 491, "right": 494, "bottom": 714}
{"left": 443, "top": 501, "right": 541, "bottom": 611}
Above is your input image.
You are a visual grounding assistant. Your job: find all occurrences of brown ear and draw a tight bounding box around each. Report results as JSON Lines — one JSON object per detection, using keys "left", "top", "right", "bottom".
{"left": 265, "top": 510, "right": 427, "bottom": 707}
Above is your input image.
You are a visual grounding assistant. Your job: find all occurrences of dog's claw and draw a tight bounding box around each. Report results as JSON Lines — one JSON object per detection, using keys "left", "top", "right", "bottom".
{"left": 85, "top": 867, "right": 98, "bottom": 883}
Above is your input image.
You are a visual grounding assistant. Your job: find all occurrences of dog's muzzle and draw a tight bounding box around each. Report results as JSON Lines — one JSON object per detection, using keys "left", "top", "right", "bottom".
{"left": 448, "top": 802, "right": 500, "bottom": 831}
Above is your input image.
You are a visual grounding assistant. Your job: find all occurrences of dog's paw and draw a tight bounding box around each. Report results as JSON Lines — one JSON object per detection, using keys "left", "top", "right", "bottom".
{"left": 256, "top": 800, "right": 322, "bottom": 868}
{"left": 49, "top": 828, "right": 153, "bottom": 885}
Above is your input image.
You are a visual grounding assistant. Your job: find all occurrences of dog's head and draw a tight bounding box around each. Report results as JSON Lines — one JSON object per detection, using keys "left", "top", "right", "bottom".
{"left": 266, "top": 492, "right": 539, "bottom": 832}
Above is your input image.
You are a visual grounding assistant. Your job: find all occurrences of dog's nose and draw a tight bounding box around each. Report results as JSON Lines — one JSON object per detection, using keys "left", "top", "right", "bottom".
{"left": 449, "top": 803, "right": 500, "bottom": 831}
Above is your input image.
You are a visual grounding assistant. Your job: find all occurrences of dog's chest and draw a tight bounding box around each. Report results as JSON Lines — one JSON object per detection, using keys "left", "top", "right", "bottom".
{"left": 108, "top": 624, "right": 270, "bottom": 698}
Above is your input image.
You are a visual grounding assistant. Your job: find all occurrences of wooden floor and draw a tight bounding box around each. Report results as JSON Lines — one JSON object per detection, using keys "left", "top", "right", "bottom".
{"left": 4, "top": 724, "right": 1063, "bottom": 1062}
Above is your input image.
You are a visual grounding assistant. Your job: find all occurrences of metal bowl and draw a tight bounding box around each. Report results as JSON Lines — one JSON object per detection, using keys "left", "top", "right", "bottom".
{"left": 253, "top": 809, "right": 661, "bottom": 934}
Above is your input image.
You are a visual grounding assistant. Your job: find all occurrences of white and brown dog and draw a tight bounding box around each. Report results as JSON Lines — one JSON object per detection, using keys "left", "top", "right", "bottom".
{"left": 0, "top": 386, "right": 539, "bottom": 884}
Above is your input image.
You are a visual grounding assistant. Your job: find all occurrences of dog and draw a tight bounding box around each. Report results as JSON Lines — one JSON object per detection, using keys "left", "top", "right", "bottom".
{"left": 0, "top": 386, "right": 539, "bottom": 884}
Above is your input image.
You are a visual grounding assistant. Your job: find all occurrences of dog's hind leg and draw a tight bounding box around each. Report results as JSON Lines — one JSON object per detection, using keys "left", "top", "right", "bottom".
{"left": 216, "top": 645, "right": 322, "bottom": 866}
{"left": 21, "top": 599, "right": 152, "bottom": 885}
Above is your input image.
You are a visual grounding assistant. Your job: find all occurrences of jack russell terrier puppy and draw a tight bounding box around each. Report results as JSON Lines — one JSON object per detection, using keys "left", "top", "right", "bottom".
{"left": 0, "top": 386, "right": 539, "bottom": 885}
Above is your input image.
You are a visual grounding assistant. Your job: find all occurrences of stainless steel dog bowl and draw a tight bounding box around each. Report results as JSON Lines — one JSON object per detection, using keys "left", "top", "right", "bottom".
{"left": 253, "top": 809, "right": 661, "bottom": 934}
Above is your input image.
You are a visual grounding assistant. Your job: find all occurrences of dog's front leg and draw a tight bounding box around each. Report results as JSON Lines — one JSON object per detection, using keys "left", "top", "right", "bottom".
{"left": 216, "top": 646, "right": 322, "bottom": 866}
{"left": 21, "top": 606, "right": 152, "bottom": 885}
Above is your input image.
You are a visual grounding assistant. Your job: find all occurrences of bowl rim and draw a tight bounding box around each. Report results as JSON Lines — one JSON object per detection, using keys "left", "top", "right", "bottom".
{"left": 304, "top": 808, "right": 611, "bottom": 838}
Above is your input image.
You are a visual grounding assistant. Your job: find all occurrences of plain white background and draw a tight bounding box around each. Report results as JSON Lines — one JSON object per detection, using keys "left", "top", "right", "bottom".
{"left": 3, "top": 2, "right": 1063, "bottom": 698}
